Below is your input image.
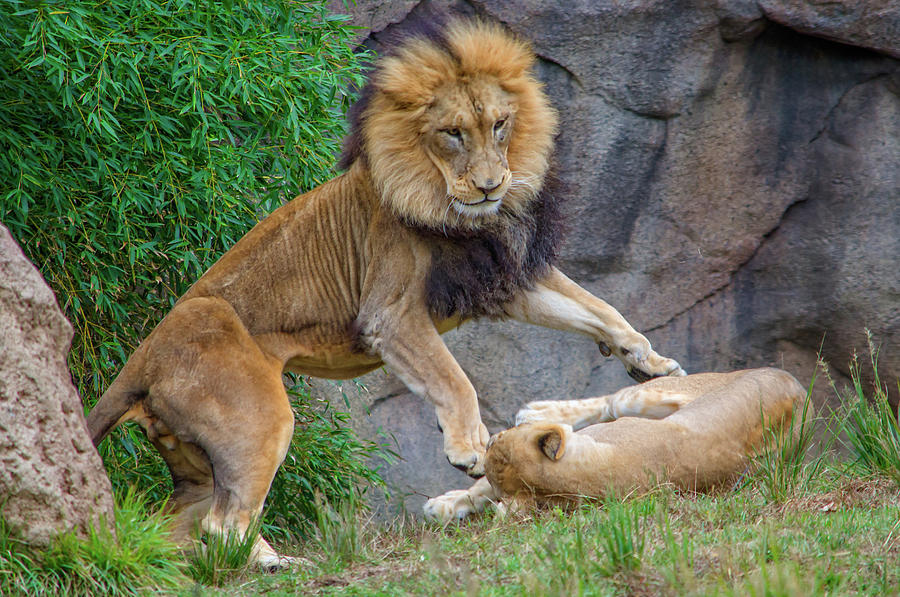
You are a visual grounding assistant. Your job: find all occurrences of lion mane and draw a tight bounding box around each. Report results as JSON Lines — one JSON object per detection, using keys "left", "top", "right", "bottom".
{"left": 342, "top": 19, "right": 565, "bottom": 319}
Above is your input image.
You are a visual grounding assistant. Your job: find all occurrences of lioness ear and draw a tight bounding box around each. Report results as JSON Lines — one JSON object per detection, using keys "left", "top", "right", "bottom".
{"left": 536, "top": 425, "right": 567, "bottom": 461}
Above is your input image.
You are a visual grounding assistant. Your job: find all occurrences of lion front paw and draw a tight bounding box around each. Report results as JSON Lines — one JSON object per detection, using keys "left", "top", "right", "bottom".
{"left": 444, "top": 422, "right": 489, "bottom": 477}
{"left": 516, "top": 401, "right": 571, "bottom": 426}
{"left": 612, "top": 338, "right": 686, "bottom": 383}
{"left": 626, "top": 353, "right": 686, "bottom": 383}
{"left": 423, "top": 489, "right": 482, "bottom": 524}
{"left": 445, "top": 447, "right": 486, "bottom": 478}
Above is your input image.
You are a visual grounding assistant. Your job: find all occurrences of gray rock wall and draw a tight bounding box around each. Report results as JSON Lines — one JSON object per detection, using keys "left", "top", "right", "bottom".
{"left": 323, "top": 0, "right": 899, "bottom": 515}
{"left": 0, "top": 225, "right": 115, "bottom": 546}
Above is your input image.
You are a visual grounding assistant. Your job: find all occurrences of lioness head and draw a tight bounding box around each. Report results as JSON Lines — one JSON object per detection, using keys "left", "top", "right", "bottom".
{"left": 340, "top": 19, "right": 558, "bottom": 231}
{"left": 484, "top": 422, "right": 573, "bottom": 496}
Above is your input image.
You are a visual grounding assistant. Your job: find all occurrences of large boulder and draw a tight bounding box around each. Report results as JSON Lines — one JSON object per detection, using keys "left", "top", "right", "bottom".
{"left": 323, "top": 0, "right": 899, "bottom": 515}
{"left": 0, "top": 225, "right": 115, "bottom": 546}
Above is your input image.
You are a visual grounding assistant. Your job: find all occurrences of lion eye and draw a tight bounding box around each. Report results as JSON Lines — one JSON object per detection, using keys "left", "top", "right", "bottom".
{"left": 442, "top": 128, "right": 462, "bottom": 138}
{"left": 493, "top": 118, "right": 507, "bottom": 132}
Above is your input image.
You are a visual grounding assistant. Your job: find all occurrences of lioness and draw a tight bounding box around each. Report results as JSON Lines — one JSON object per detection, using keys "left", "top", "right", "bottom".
{"left": 424, "top": 368, "right": 809, "bottom": 522}
{"left": 86, "top": 20, "right": 684, "bottom": 567}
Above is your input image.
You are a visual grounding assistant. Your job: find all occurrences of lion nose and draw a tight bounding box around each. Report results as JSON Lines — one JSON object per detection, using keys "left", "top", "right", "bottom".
{"left": 476, "top": 179, "right": 501, "bottom": 195}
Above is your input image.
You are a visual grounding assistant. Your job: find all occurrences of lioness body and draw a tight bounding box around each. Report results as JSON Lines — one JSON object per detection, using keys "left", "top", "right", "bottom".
{"left": 86, "top": 20, "right": 684, "bottom": 567}
{"left": 425, "top": 368, "right": 808, "bottom": 522}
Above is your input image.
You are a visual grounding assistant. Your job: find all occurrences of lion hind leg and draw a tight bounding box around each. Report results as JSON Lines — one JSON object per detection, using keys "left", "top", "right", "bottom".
{"left": 516, "top": 396, "right": 613, "bottom": 429}
{"left": 607, "top": 386, "right": 697, "bottom": 420}
{"left": 423, "top": 477, "right": 499, "bottom": 524}
{"left": 150, "top": 434, "right": 215, "bottom": 544}
{"left": 198, "top": 382, "right": 295, "bottom": 570}
{"left": 143, "top": 297, "right": 297, "bottom": 570}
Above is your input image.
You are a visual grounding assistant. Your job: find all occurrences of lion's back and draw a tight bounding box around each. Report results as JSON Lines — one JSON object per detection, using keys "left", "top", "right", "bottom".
{"left": 181, "top": 167, "right": 377, "bottom": 337}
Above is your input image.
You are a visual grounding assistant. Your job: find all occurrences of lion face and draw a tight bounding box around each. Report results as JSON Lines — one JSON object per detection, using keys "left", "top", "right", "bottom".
{"left": 421, "top": 78, "right": 515, "bottom": 217}
{"left": 484, "top": 423, "right": 573, "bottom": 495}
{"left": 343, "top": 20, "right": 558, "bottom": 232}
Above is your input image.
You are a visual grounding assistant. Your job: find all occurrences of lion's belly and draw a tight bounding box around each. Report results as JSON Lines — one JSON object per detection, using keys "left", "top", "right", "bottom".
{"left": 283, "top": 353, "right": 383, "bottom": 379}
{"left": 252, "top": 329, "right": 382, "bottom": 380}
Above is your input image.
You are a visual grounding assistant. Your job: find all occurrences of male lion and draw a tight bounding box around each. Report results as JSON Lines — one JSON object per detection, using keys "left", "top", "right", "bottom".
{"left": 424, "top": 368, "right": 810, "bottom": 523}
{"left": 86, "top": 20, "right": 684, "bottom": 567}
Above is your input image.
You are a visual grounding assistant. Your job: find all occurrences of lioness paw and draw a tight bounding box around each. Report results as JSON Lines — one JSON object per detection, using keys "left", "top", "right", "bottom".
{"left": 516, "top": 401, "right": 571, "bottom": 426}
{"left": 255, "top": 553, "right": 300, "bottom": 573}
{"left": 423, "top": 489, "right": 482, "bottom": 524}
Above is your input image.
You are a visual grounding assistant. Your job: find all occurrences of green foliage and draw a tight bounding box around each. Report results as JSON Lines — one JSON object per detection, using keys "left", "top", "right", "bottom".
{"left": 0, "top": 0, "right": 385, "bottom": 537}
{"left": 531, "top": 513, "right": 594, "bottom": 596}
{"left": 595, "top": 497, "right": 647, "bottom": 576}
{"left": 717, "top": 560, "right": 833, "bottom": 597}
{"left": 186, "top": 518, "right": 261, "bottom": 586}
{"left": 656, "top": 508, "right": 697, "bottom": 593}
{"left": 529, "top": 499, "right": 648, "bottom": 594}
{"left": 309, "top": 490, "right": 375, "bottom": 572}
{"left": 1, "top": 0, "right": 365, "bottom": 400}
{"left": 749, "top": 371, "right": 825, "bottom": 502}
{"left": 0, "top": 488, "right": 186, "bottom": 596}
{"left": 838, "top": 335, "right": 900, "bottom": 486}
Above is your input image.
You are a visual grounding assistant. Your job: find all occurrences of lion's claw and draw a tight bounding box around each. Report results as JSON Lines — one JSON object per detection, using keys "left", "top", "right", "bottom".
{"left": 626, "top": 366, "right": 655, "bottom": 383}
{"left": 612, "top": 337, "right": 686, "bottom": 382}
{"left": 448, "top": 455, "right": 485, "bottom": 478}
{"left": 627, "top": 359, "right": 686, "bottom": 383}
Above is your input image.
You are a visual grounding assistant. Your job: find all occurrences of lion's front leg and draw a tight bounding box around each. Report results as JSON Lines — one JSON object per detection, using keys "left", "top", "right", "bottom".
{"left": 504, "top": 267, "right": 685, "bottom": 382}
{"left": 423, "top": 477, "right": 499, "bottom": 523}
{"left": 360, "top": 306, "right": 489, "bottom": 478}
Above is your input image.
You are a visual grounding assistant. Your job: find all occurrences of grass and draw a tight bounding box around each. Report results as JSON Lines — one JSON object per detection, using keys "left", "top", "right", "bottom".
{"left": 234, "top": 475, "right": 897, "bottom": 596}
{"left": 747, "top": 366, "right": 826, "bottom": 502}
{"left": 309, "top": 492, "right": 379, "bottom": 574}
{"left": 186, "top": 519, "right": 262, "bottom": 587}
{"left": 5, "top": 352, "right": 897, "bottom": 596}
{"left": 838, "top": 335, "right": 900, "bottom": 486}
{"left": 0, "top": 488, "right": 186, "bottom": 596}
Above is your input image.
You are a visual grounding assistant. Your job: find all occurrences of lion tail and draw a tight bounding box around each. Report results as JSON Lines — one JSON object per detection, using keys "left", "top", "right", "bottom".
{"left": 85, "top": 347, "right": 148, "bottom": 447}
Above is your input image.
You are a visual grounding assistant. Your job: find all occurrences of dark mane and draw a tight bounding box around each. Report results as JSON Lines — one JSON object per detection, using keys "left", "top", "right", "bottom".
{"left": 421, "top": 170, "right": 568, "bottom": 320}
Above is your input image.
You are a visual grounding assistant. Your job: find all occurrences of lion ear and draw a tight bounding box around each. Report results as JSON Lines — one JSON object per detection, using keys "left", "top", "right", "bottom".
{"left": 536, "top": 425, "right": 567, "bottom": 461}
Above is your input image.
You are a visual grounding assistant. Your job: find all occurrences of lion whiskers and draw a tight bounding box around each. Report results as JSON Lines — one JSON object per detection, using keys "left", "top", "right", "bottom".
{"left": 444, "top": 194, "right": 467, "bottom": 229}
{"left": 509, "top": 171, "right": 540, "bottom": 197}
{"left": 442, "top": 195, "right": 455, "bottom": 236}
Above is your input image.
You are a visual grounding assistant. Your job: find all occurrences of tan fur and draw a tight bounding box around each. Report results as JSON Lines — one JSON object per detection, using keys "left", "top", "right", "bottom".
{"left": 86, "top": 20, "right": 683, "bottom": 568}
{"left": 424, "top": 369, "right": 810, "bottom": 523}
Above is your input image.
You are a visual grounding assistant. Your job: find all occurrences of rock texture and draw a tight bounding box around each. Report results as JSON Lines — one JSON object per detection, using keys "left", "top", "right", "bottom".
{"left": 0, "top": 225, "right": 115, "bottom": 546}
{"left": 324, "top": 0, "right": 900, "bottom": 515}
